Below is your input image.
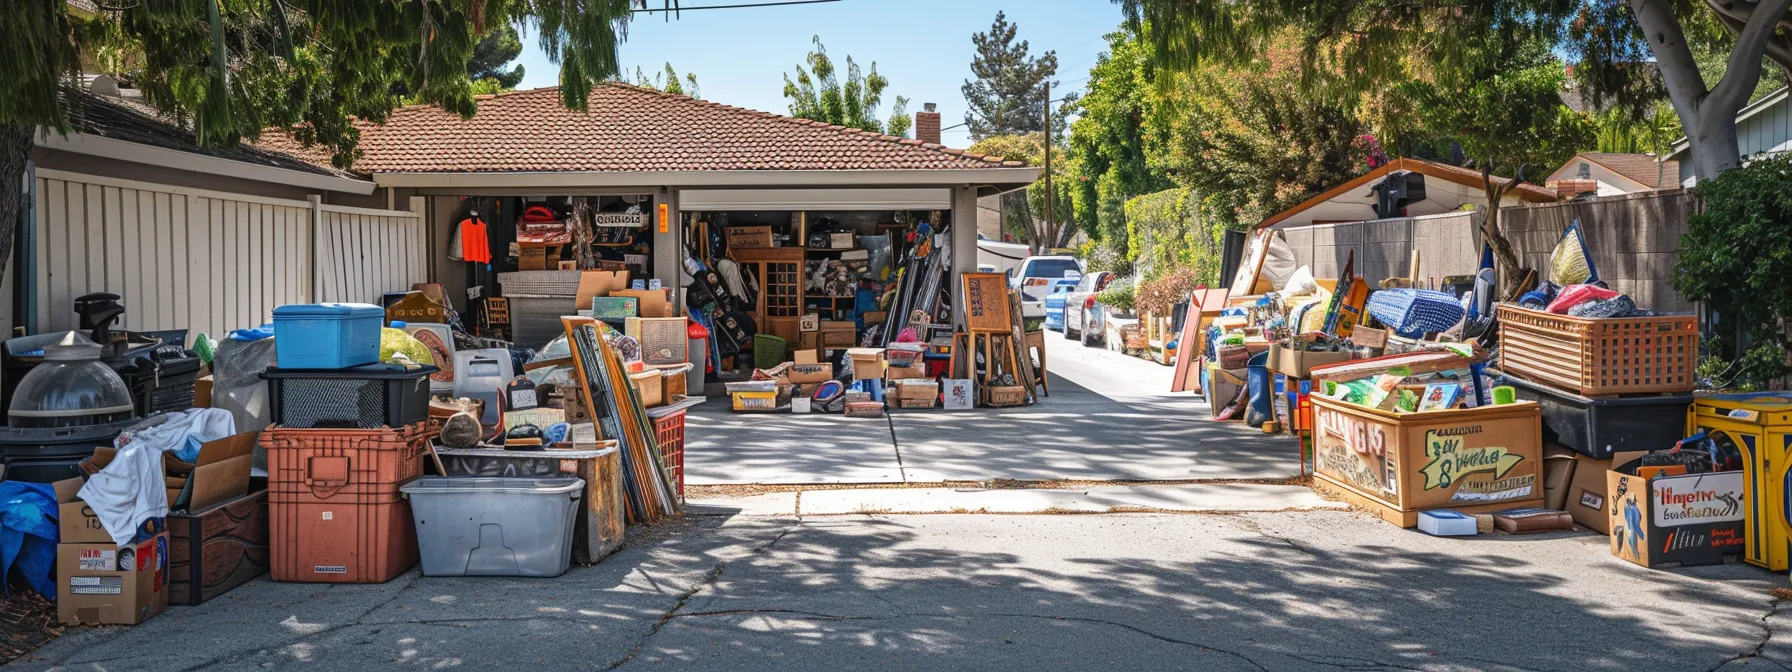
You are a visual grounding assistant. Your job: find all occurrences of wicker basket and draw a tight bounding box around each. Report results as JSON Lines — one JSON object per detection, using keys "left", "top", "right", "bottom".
{"left": 1496, "top": 304, "right": 1698, "bottom": 396}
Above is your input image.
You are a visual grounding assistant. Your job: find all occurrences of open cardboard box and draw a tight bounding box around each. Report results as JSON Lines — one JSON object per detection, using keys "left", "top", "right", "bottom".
{"left": 575, "top": 270, "right": 631, "bottom": 310}
{"left": 612, "top": 289, "right": 675, "bottom": 318}
{"left": 59, "top": 531, "right": 168, "bottom": 625}
{"left": 789, "top": 350, "right": 833, "bottom": 384}
{"left": 1566, "top": 451, "right": 1646, "bottom": 534}
{"left": 167, "top": 432, "right": 257, "bottom": 513}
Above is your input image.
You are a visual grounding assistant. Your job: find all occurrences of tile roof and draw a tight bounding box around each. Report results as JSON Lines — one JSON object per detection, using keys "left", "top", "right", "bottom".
{"left": 61, "top": 91, "right": 358, "bottom": 179}
{"left": 1577, "top": 152, "right": 1679, "bottom": 189}
{"left": 349, "top": 83, "right": 1025, "bottom": 173}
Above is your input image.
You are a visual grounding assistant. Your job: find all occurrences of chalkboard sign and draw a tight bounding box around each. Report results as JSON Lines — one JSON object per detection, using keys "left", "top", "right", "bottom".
{"left": 961, "top": 272, "right": 1013, "bottom": 333}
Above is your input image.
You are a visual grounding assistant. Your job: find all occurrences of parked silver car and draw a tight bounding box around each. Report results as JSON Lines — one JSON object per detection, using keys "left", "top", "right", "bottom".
{"left": 1062, "top": 271, "right": 1115, "bottom": 345}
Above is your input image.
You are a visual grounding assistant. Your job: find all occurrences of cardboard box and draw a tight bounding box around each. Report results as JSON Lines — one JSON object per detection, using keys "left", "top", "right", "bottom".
{"left": 1609, "top": 469, "right": 1746, "bottom": 568}
{"left": 1493, "top": 508, "right": 1573, "bottom": 533}
{"left": 1418, "top": 510, "right": 1477, "bottom": 536}
{"left": 799, "top": 331, "right": 820, "bottom": 351}
{"left": 1543, "top": 446, "right": 1578, "bottom": 510}
{"left": 167, "top": 432, "right": 257, "bottom": 513}
{"left": 897, "top": 397, "right": 938, "bottom": 409}
{"left": 726, "top": 226, "right": 773, "bottom": 248}
{"left": 54, "top": 477, "right": 112, "bottom": 544}
{"left": 861, "top": 311, "right": 887, "bottom": 324}
{"left": 885, "top": 363, "right": 925, "bottom": 381}
{"left": 1567, "top": 451, "right": 1645, "bottom": 533}
{"left": 1268, "top": 343, "right": 1354, "bottom": 378}
{"left": 801, "top": 313, "right": 821, "bottom": 332}
{"left": 821, "top": 324, "right": 856, "bottom": 348}
{"left": 789, "top": 363, "right": 834, "bottom": 384}
{"left": 613, "top": 289, "right": 675, "bottom": 318}
{"left": 194, "top": 375, "right": 214, "bottom": 408}
{"left": 575, "top": 270, "right": 631, "bottom": 310}
{"left": 518, "top": 244, "right": 550, "bottom": 270}
{"left": 58, "top": 531, "right": 169, "bottom": 625}
{"left": 847, "top": 348, "right": 885, "bottom": 378}
{"left": 894, "top": 379, "right": 939, "bottom": 401}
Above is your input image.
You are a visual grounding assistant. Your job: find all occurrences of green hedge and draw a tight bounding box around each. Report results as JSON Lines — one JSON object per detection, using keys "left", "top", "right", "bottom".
{"left": 1122, "top": 188, "right": 1224, "bottom": 286}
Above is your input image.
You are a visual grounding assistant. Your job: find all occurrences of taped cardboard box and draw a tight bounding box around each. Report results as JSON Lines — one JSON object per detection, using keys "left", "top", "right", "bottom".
{"left": 789, "top": 363, "right": 834, "bottom": 384}
{"left": 612, "top": 289, "right": 675, "bottom": 318}
{"left": 58, "top": 531, "right": 169, "bottom": 625}
{"left": 1543, "top": 446, "right": 1578, "bottom": 510}
{"left": 1567, "top": 451, "right": 1646, "bottom": 533}
{"left": 885, "top": 364, "right": 925, "bottom": 381}
{"left": 575, "top": 270, "right": 631, "bottom": 310}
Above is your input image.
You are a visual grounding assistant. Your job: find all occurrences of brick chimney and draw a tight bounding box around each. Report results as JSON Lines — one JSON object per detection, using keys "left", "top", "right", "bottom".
{"left": 915, "top": 102, "right": 941, "bottom": 145}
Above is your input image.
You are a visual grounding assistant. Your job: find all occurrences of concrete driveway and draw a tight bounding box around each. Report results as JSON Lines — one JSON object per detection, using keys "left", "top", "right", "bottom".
{"left": 684, "top": 332, "right": 1299, "bottom": 485}
{"left": 14, "top": 511, "right": 1779, "bottom": 671}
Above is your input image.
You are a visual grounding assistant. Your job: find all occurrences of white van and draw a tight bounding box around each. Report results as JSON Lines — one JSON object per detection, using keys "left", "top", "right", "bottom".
{"left": 1012, "top": 255, "right": 1085, "bottom": 319}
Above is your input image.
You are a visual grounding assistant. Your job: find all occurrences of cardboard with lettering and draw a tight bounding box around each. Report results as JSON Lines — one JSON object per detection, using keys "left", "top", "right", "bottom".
{"left": 1608, "top": 470, "right": 1746, "bottom": 568}
{"left": 58, "top": 531, "right": 169, "bottom": 625}
{"left": 1311, "top": 395, "right": 1544, "bottom": 527}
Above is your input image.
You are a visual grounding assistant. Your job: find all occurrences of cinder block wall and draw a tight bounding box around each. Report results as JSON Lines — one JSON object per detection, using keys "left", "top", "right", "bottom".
{"left": 1277, "top": 189, "right": 1697, "bottom": 314}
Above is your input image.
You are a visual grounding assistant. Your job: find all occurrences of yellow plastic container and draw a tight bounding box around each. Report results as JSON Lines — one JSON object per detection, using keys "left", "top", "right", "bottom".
{"left": 731, "top": 390, "right": 777, "bottom": 412}
{"left": 1688, "top": 392, "right": 1792, "bottom": 571}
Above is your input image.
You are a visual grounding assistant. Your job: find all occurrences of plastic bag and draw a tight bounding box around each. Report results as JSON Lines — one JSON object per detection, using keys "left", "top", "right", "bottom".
{"left": 526, "top": 335, "right": 578, "bottom": 388}
{"left": 380, "top": 327, "right": 435, "bottom": 365}
{"left": 1546, "top": 284, "right": 1618, "bottom": 314}
{"left": 212, "top": 334, "right": 278, "bottom": 466}
{"left": 1547, "top": 220, "right": 1599, "bottom": 286}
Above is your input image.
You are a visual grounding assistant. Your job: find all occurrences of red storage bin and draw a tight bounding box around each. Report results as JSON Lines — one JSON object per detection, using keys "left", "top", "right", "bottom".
{"left": 261, "top": 424, "right": 429, "bottom": 583}
{"left": 650, "top": 409, "right": 685, "bottom": 497}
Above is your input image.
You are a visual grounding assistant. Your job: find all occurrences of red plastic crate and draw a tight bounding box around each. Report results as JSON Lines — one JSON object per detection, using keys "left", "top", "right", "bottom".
{"left": 652, "top": 409, "right": 685, "bottom": 497}
{"left": 260, "top": 424, "right": 429, "bottom": 583}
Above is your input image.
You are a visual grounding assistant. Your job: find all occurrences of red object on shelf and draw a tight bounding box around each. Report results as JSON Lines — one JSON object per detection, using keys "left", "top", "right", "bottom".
{"left": 652, "top": 410, "right": 686, "bottom": 496}
{"left": 924, "top": 358, "right": 949, "bottom": 378}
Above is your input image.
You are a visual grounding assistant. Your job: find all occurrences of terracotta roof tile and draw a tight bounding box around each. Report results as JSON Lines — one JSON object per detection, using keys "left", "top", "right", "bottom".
{"left": 349, "top": 84, "right": 1009, "bottom": 173}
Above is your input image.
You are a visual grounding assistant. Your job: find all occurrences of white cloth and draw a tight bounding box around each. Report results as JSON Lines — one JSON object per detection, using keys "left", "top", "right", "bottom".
{"left": 78, "top": 409, "right": 236, "bottom": 546}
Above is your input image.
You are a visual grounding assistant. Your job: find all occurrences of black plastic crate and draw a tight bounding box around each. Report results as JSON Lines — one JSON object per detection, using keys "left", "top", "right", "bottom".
{"left": 263, "top": 364, "right": 438, "bottom": 429}
{"left": 1496, "top": 368, "right": 1693, "bottom": 459}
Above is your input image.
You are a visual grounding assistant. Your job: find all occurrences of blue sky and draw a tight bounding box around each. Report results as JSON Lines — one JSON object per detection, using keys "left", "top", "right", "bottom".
{"left": 511, "top": 0, "right": 1126, "bottom": 147}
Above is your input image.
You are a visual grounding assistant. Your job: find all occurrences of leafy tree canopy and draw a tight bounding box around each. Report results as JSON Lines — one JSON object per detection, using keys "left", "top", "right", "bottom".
{"left": 469, "top": 21, "right": 527, "bottom": 89}
{"left": 782, "top": 36, "right": 910, "bottom": 136}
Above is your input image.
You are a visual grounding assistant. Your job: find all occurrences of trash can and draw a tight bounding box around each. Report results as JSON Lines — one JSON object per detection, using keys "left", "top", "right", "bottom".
{"left": 400, "top": 476, "right": 583, "bottom": 577}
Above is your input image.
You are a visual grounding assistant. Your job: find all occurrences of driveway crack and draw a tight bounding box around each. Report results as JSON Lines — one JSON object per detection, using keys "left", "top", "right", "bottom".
{"left": 1710, "top": 596, "right": 1790, "bottom": 671}
{"left": 605, "top": 519, "right": 802, "bottom": 670}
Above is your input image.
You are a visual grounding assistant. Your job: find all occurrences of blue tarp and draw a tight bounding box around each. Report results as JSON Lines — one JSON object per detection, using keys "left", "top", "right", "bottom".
{"left": 0, "top": 482, "right": 58, "bottom": 599}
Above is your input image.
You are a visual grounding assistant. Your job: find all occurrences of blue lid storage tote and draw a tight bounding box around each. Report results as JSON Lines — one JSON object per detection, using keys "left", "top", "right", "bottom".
{"left": 272, "top": 303, "right": 385, "bottom": 369}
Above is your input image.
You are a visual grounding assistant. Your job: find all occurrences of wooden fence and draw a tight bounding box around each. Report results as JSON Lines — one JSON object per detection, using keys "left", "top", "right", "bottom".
{"left": 32, "top": 168, "right": 426, "bottom": 338}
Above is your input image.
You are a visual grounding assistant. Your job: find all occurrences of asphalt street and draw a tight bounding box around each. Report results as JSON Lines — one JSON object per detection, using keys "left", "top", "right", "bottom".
{"left": 12, "top": 511, "right": 1780, "bottom": 671}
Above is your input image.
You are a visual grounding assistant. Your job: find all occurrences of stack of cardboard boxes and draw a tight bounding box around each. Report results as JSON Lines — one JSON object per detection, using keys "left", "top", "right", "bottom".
{"left": 51, "top": 432, "right": 267, "bottom": 625}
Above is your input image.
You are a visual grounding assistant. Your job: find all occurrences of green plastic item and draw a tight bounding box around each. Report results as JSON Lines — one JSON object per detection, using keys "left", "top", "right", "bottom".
{"left": 753, "top": 334, "right": 787, "bottom": 370}
{"left": 192, "top": 333, "right": 217, "bottom": 366}
{"left": 591, "top": 297, "right": 640, "bottom": 320}
{"left": 380, "top": 327, "right": 435, "bottom": 365}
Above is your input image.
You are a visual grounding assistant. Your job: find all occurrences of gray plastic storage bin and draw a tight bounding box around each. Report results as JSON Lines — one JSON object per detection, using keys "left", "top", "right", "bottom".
{"left": 400, "top": 476, "right": 584, "bottom": 577}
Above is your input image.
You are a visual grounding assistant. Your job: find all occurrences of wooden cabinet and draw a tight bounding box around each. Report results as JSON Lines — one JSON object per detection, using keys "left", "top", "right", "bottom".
{"left": 730, "top": 247, "right": 806, "bottom": 348}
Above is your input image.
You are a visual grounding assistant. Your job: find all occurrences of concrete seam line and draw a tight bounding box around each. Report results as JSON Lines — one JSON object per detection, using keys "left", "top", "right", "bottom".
{"left": 885, "top": 409, "right": 906, "bottom": 483}
{"left": 606, "top": 520, "right": 801, "bottom": 670}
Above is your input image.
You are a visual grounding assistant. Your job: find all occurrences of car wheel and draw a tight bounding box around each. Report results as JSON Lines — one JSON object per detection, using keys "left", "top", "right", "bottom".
{"left": 1080, "top": 315, "right": 1096, "bottom": 347}
{"left": 1063, "top": 313, "right": 1077, "bottom": 339}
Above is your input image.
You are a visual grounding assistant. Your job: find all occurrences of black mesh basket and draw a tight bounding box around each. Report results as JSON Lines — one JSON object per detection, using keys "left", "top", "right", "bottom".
{"left": 263, "top": 364, "right": 438, "bottom": 429}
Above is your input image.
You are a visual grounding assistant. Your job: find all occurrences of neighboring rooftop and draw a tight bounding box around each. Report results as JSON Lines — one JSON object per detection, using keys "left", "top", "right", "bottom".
{"left": 347, "top": 83, "right": 1025, "bottom": 174}
{"left": 59, "top": 90, "right": 356, "bottom": 180}
{"left": 1554, "top": 152, "right": 1679, "bottom": 190}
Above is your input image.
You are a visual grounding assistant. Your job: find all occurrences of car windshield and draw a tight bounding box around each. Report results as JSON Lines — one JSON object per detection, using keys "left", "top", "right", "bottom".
{"left": 1024, "top": 259, "right": 1081, "bottom": 279}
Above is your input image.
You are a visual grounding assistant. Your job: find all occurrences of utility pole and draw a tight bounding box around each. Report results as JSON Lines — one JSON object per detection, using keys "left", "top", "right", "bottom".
{"left": 1042, "top": 80, "right": 1053, "bottom": 253}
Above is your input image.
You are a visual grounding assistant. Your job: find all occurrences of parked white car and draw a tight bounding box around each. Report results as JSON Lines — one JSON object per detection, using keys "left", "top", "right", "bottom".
{"left": 1062, "top": 270, "right": 1116, "bottom": 345}
{"left": 1011, "top": 256, "right": 1085, "bottom": 320}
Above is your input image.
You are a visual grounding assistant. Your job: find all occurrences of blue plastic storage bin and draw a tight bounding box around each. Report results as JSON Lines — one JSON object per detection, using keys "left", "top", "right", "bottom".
{"left": 272, "top": 303, "right": 385, "bottom": 369}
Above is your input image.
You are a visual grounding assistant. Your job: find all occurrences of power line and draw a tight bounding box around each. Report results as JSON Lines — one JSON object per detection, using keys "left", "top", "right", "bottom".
{"left": 630, "top": 0, "right": 841, "bottom": 14}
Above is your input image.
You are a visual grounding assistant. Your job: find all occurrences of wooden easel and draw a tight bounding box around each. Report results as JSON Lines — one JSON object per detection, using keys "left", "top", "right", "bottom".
{"left": 960, "top": 273, "right": 1038, "bottom": 406}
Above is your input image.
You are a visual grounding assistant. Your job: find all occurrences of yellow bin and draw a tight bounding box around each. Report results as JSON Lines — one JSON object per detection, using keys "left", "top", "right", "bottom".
{"left": 1689, "top": 392, "right": 1792, "bottom": 571}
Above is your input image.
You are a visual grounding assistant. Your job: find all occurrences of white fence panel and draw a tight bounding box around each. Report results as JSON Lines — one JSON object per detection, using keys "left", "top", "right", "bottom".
{"left": 313, "top": 203, "right": 428, "bottom": 304}
{"left": 31, "top": 169, "right": 422, "bottom": 339}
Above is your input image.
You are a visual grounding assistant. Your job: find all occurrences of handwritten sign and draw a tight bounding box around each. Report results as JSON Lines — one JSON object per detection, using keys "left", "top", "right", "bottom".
{"left": 1420, "top": 428, "right": 1523, "bottom": 490}
{"left": 962, "top": 272, "right": 1013, "bottom": 333}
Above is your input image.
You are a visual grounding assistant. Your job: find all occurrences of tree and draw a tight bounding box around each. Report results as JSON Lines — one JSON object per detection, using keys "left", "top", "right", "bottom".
{"left": 3, "top": 0, "right": 638, "bottom": 282}
{"left": 967, "top": 133, "right": 1076, "bottom": 252}
{"left": 468, "top": 22, "right": 526, "bottom": 89}
{"left": 1118, "top": 0, "right": 1792, "bottom": 184}
{"left": 1397, "top": 43, "right": 1593, "bottom": 280}
{"left": 632, "top": 62, "right": 701, "bottom": 98}
{"left": 781, "top": 36, "right": 910, "bottom": 135}
{"left": 1672, "top": 154, "right": 1792, "bottom": 387}
{"left": 961, "top": 11, "right": 1061, "bottom": 141}
{"left": 1064, "top": 30, "right": 1172, "bottom": 251}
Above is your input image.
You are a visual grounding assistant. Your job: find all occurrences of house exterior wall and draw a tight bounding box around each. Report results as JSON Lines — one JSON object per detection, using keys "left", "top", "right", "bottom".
{"left": 1679, "top": 92, "right": 1792, "bottom": 186}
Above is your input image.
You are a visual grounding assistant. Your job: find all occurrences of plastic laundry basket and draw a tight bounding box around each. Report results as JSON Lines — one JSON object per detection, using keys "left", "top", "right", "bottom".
{"left": 400, "top": 476, "right": 583, "bottom": 577}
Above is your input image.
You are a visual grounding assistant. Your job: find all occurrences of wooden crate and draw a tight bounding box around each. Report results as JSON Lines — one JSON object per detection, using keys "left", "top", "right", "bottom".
{"left": 167, "top": 490, "right": 269, "bottom": 606}
{"left": 1311, "top": 395, "right": 1544, "bottom": 527}
{"left": 985, "top": 385, "right": 1027, "bottom": 407}
{"left": 1496, "top": 304, "right": 1697, "bottom": 396}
